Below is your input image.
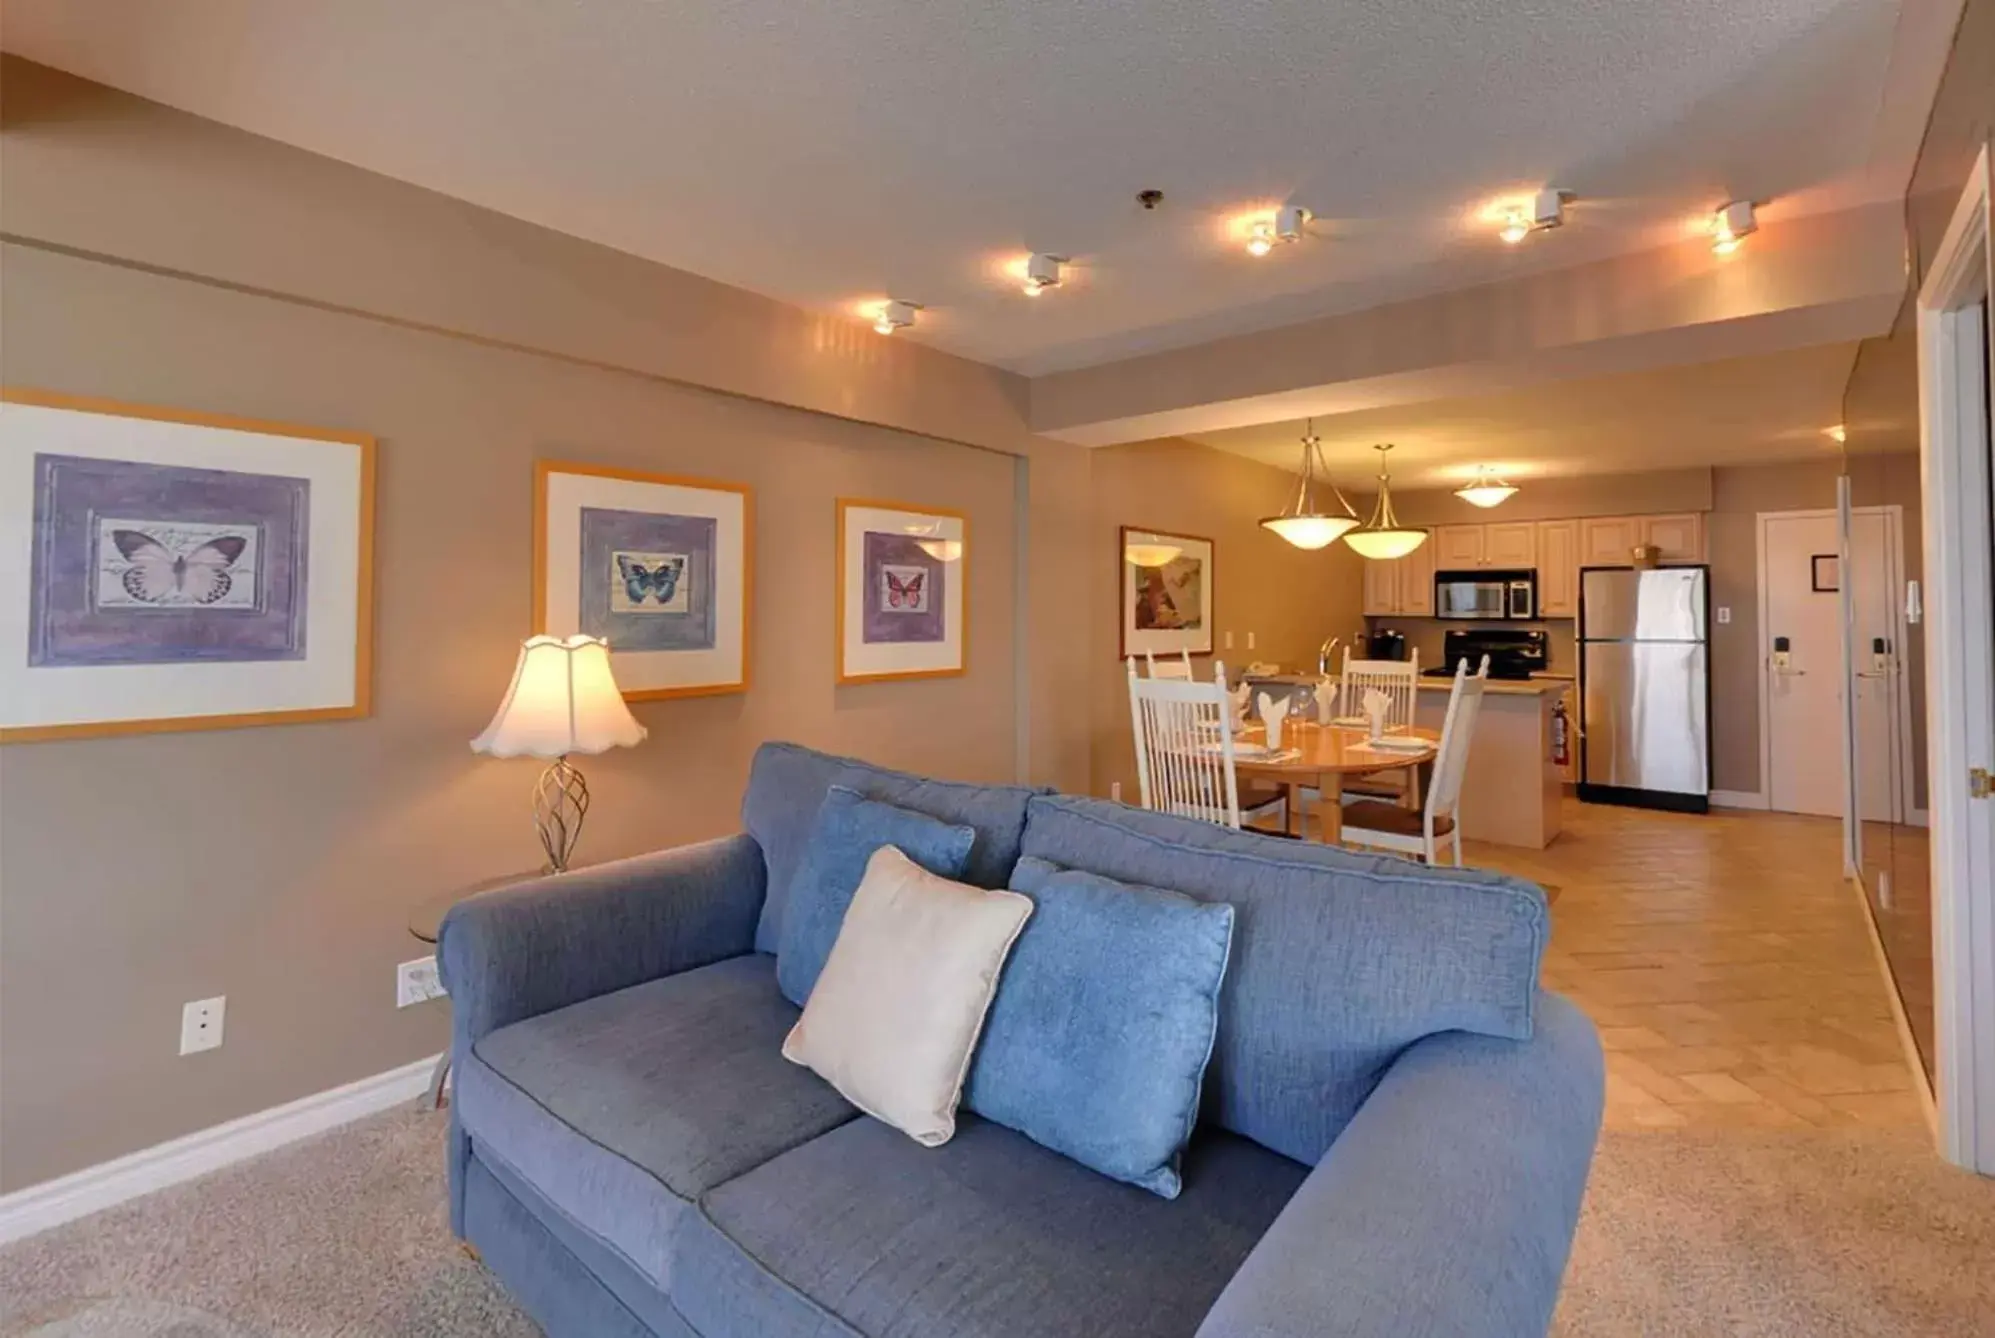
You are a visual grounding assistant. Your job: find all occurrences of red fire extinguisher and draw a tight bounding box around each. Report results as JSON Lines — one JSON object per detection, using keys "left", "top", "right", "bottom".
{"left": 1551, "top": 698, "right": 1571, "bottom": 769}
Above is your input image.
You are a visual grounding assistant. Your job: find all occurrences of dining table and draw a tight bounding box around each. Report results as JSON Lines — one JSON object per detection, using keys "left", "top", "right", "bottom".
{"left": 1232, "top": 720, "right": 1441, "bottom": 845}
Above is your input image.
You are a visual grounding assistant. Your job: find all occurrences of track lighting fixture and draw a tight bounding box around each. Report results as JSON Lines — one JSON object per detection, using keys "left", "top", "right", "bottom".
{"left": 872, "top": 300, "right": 919, "bottom": 335}
{"left": 1500, "top": 188, "right": 1570, "bottom": 243}
{"left": 1022, "top": 253, "right": 1065, "bottom": 296}
{"left": 1246, "top": 205, "right": 1311, "bottom": 257}
{"left": 1711, "top": 200, "right": 1757, "bottom": 255}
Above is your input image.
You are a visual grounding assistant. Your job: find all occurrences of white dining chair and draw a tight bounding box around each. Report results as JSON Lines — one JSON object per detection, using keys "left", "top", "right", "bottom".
{"left": 1338, "top": 656, "right": 1488, "bottom": 866}
{"left": 1144, "top": 649, "right": 1195, "bottom": 680}
{"left": 1127, "top": 659, "right": 1284, "bottom": 831}
{"left": 1338, "top": 648, "right": 1420, "bottom": 731}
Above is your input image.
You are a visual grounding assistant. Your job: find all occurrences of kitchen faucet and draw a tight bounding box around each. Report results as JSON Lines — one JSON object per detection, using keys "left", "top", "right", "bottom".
{"left": 1317, "top": 635, "right": 1342, "bottom": 677}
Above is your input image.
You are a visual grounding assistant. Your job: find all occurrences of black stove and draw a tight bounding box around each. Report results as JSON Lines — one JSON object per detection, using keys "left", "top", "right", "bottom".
{"left": 1423, "top": 627, "right": 1548, "bottom": 681}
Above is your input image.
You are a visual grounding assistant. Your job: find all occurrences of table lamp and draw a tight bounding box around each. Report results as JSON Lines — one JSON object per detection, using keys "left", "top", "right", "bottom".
{"left": 472, "top": 634, "right": 647, "bottom": 872}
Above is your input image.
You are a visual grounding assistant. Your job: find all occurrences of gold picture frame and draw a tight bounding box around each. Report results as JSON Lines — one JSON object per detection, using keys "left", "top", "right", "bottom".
{"left": 836, "top": 497, "right": 968, "bottom": 684}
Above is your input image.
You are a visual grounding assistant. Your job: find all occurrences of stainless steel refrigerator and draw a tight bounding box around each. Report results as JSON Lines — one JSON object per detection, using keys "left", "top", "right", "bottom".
{"left": 1577, "top": 566, "right": 1711, "bottom": 812}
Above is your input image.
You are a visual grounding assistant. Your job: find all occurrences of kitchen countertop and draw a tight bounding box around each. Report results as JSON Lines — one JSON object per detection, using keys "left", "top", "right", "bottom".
{"left": 1415, "top": 678, "right": 1566, "bottom": 696}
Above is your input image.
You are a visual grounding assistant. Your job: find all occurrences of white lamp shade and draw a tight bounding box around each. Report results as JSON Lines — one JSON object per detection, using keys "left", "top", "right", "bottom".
{"left": 471, "top": 635, "right": 648, "bottom": 759}
{"left": 1261, "top": 514, "right": 1360, "bottom": 549}
{"left": 1343, "top": 527, "right": 1430, "bottom": 560}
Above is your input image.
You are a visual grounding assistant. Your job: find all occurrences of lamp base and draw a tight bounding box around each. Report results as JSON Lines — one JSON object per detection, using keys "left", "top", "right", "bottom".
{"left": 533, "top": 756, "right": 590, "bottom": 873}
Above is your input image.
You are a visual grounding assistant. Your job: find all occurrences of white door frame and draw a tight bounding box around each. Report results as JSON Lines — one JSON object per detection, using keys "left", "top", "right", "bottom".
{"left": 1755, "top": 504, "right": 1914, "bottom": 834}
{"left": 1918, "top": 144, "right": 1994, "bottom": 1174}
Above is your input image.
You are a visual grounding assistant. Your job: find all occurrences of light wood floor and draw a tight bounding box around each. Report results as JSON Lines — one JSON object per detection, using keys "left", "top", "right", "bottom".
{"left": 1465, "top": 802, "right": 1927, "bottom": 1133}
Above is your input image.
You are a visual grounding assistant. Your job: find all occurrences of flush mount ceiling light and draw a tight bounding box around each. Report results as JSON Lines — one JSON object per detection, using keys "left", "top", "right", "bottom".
{"left": 1259, "top": 418, "right": 1360, "bottom": 549}
{"left": 1454, "top": 467, "right": 1520, "bottom": 509}
{"left": 1123, "top": 532, "right": 1184, "bottom": 567}
{"left": 1343, "top": 444, "right": 1430, "bottom": 560}
{"left": 1021, "top": 253, "right": 1066, "bottom": 296}
{"left": 1500, "top": 188, "right": 1570, "bottom": 244}
{"left": 1711, "top": 200, "right": 1757, "bottom": 255}
{"left": 1246, "top": 204, "right": 1312, "bottom": 257}
{"left": 872, "top": 299, "right": 919, "bottom": 335}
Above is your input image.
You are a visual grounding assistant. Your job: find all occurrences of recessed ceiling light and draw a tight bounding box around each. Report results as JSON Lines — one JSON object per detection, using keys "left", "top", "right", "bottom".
{"left": 871, "top": 299, "right": 919, "bottom": 335}
{"left": 1711, "top": 200, "right": 1757, "bottom": 255}
{"left": 1021, "top": 253, "right": 1065, "bottom": 296}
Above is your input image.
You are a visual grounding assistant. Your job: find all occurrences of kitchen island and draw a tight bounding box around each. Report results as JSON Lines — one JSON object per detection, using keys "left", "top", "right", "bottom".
{"left": 1414, "top": 677, "right": 1565, "bottom": 849}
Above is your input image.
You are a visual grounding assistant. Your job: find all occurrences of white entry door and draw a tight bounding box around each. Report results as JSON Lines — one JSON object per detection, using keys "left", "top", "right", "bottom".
{"left": 1761, "top": 509, "right": 1906, "bottom": 820}
{"left": 1762, "top": 513, "right": 1846, "bottom": 816}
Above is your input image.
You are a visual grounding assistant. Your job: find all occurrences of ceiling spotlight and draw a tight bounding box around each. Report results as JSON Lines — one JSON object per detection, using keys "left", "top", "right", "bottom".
{"left": 1455, "top": 467, "right": 1520, "bottom": 509}
{"left": 1500, "top": 188, "right": 1570, "bottom": 243}
{"left": 1246, "top": 205, "right": 1312, "bottom": 258}
{"left": 1711, "top": 200, "right": 1757, "bottom": 255}
{"left": 872, "top": 299, "right": 918, "bottom": 335}
{"left": 1021, "top": 253, "right": 1065, "bottom": 296}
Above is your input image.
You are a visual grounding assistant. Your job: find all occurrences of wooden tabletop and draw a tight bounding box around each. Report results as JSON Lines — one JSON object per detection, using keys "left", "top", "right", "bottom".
{"left": 1231, "top": 722, "right": 1440, "bottom": 777}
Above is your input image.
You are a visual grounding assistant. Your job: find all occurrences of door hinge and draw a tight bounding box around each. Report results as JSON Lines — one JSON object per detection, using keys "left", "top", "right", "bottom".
{"left": 1972, "top": 767, "right": 1994, "bottom": 799}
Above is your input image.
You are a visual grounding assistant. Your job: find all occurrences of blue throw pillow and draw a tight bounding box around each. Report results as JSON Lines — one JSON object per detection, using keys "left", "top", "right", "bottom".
{"left": 776, "top": 786, "right": 977, "bottom": 1006}
{"left": 965, "top": 855, "right": 1235, "bottom": 1199}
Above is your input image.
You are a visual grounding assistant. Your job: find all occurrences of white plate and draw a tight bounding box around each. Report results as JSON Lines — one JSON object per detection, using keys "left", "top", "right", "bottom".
{"left": 1355, "top": 737, "right": 1430, "bottom": 753}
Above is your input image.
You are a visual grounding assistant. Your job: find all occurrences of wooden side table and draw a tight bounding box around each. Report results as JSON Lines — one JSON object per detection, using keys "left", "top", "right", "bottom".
{"left": 407, "top": 871, "right": 540, "bottom": 1110}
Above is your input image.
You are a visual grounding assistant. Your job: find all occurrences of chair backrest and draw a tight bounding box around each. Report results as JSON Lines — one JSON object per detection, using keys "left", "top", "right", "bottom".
{"left": 1127, "top": 659, "right": 1243, "bottom": 828}
{"left": 1426, "top": 656, "right": 1489, "bottom": 820}
{"left": 1339, "top": 649, "right": 1421, "bottom": 730}
{"left": 1144, "top": 649, "right": 1195, "bottom": 681}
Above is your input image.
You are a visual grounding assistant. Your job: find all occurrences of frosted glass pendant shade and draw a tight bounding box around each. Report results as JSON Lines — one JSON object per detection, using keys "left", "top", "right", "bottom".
{"left": 1260, "top": 420, "right": 1360, "bottom": 550}
{"left": 1262, "top": 514, "right": 1360, "bottom": 549}
{"left": 1346, "top": 443, "right": 1428, "bottom": 561}
{"left": 1454, "top": 468, "right": 1518, "bottom": 509}
{"left": 472, "top": 635, "right": 647, "bottom": 759}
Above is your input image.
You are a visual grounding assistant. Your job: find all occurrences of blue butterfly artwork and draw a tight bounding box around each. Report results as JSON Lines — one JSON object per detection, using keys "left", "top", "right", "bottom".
{"left": 612, "top": 551, "right": 688, "bottom": 613}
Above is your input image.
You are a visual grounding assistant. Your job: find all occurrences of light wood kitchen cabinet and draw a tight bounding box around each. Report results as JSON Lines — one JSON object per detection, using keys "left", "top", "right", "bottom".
{"left": 1399, "top": 535, "right": 1435, "bottom": 615}
{"left": 1362, "top": 554, "right": 1401, "bottom": 615}
{"left": 1359, "top": 542, "right": 1436, "bottom": 615}
{"left": 1536, "top": 520, "right": 1578, "bottom": 616}
{"left": 1642, "top": 512, "right": 1704, "bottom": 562}
{"left": 1484, "top": 521, "right": 1537, "bottom": 568}
{"left": 1580, "top": 516, "right": 1643, "bottom": 565}
{"left": 1434, "top": 525, "right": 1485, "bottom": 568}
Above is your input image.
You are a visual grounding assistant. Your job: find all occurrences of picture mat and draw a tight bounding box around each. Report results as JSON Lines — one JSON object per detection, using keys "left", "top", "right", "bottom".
{"left": 0, "top": 401, "right": 364, "bottom": 730}
{"left": 541, "top": 469, "right": 746, "bottom": 693}
{"left": 841, "top": 503, "right": 964, "bottom": 678}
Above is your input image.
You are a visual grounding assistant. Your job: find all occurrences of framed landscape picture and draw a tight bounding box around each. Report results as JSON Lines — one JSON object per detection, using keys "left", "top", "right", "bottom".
{"left": 837, "top": 499, "right": 966, "bottom": 683}
{"left": 0, "top": 389, "right": 375, "bottom": 743}
{"left": 1120, "top": 526, "right": 1213, "bottom": 658}
{"left": 535, "top": 460, "right": 751, "bottom": 700}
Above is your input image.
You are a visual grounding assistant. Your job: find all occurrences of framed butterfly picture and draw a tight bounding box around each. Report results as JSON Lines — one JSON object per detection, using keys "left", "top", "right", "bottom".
{"left": 534, "top": 461, "right": 751, "bottom": 700}
{"left": 0, "top": 388, "right": 376, "bottom": 743}
{"left": 837, "top": 499, "right": 966, "bottom": 684}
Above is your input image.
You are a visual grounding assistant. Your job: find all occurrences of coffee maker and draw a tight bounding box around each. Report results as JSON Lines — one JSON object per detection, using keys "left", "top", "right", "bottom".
{"left": 1364, "top": 628, "right": 1409, "bottom": 661}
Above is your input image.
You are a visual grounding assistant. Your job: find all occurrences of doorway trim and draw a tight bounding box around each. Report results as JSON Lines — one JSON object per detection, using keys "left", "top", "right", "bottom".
{"left": 1918, "top": 143, "right": 1994, "bottom": 1174}
{"left": 1754, "top": 505, "right": 1913, "bottom": 829}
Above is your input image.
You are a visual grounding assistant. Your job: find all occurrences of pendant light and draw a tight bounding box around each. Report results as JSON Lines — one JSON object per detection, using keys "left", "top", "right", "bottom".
{"left": 1454, "top": 467, "right": 1519, "bottom": 509}
{"left": 1259, "top": 419, "right": 1359, "bottom": 549}
{"left": 1343, "top": 444, "right": 1429, "bottom": 560}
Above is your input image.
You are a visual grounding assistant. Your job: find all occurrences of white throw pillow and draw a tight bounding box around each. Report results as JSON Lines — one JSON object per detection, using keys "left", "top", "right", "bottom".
{"left": 782, "top": 844, "right": 1033, "bottom": 1147}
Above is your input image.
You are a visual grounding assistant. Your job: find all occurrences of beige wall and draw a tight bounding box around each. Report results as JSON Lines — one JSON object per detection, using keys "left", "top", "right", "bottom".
{"left": 0, "top": 61, "right": 1093, "bottom": 1192}
{"left": 1087, "top": 439, "right": 1367, "bottom": 802}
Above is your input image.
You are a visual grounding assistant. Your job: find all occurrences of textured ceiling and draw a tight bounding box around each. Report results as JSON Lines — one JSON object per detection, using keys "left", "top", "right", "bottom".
{"left": 0, "top": 1, "right": 1953, "bottom": 375}
{"left": 1190, "top": 343, "right": 1866, "bottom": 486}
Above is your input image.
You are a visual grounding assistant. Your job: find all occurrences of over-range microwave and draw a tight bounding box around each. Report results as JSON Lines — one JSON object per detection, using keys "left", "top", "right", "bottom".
{"left": 1434, "top": 569, "right": 1537, "bottom": 620}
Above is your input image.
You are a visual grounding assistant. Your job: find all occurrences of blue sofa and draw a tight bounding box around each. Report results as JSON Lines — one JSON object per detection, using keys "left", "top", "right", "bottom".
{"left": 439, "top": 742, "right": 1603, "bottom": 1338}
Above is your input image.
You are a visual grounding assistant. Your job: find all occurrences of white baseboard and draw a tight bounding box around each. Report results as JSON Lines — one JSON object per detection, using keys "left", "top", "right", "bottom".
{"left": 0, "top": 1052, "right": 439, "bottom": 1247}
{"left": 1709, "top": 789, "right": 1770, "bottom": 810}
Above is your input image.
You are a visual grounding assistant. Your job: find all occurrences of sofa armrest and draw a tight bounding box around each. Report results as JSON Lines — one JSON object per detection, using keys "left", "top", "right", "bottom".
{"left": 1196, "top": 992, "right": 1604, "bottom": 1338}
{"left": 437, "top": 832, "right": 767, "bottom": 1050}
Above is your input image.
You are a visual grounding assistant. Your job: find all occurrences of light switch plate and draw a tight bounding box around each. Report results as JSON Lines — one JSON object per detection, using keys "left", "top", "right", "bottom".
{"left": 1716, "top": 606, "right": 1731, "bottom": 624}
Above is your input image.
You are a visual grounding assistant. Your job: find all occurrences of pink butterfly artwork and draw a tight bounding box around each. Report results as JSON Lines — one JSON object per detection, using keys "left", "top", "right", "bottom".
{"left": 884, "top": 569, "right": 926, "bottom": 609}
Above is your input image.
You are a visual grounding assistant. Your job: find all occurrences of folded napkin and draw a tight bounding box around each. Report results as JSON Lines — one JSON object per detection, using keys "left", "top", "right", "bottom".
{"left": 1256, "top": 692, "right": 1291, "bottom": 751}
{"left": 1314, "top": 678, "right": 1338, "bottom": 725}
{"left": 1362, "top": 687, "right": 1392, "bottom": 742}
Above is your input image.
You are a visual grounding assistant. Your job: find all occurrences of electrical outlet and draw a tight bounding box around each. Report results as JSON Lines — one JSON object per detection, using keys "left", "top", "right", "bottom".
{"left": 397, "top": 956, "right": 445, "bottom": 1008}
{"left": 180, "top": 996, "right": 225, "bottom": 1055}
{"left": 1716, "top": 606, "right": 1732, "bottom": 625}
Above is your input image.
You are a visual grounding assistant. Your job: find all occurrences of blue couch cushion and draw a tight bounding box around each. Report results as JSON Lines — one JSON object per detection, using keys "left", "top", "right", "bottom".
{"left": 1017, "top": 794, "right": 1549, "bottom": 1166}
{"left": 775, "top": 786, "right": 978, "bottom": 1006}
{"left": 964, "top": 856, "right": 1233, "bottom": 1198}
{"left": 743, "top": 741, "right": 1045, "bottom": 953}
{"left": 671, "top": 1115, "right": 1308, "bottom": 1338}
{"left": 455, "top": 954, "right": 857, "bottom": 1293}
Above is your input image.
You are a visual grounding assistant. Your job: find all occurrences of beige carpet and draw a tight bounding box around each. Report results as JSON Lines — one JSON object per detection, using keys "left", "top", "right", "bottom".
{"left": 4, "top": 1109, "right": 1992, "bottom": 1337}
